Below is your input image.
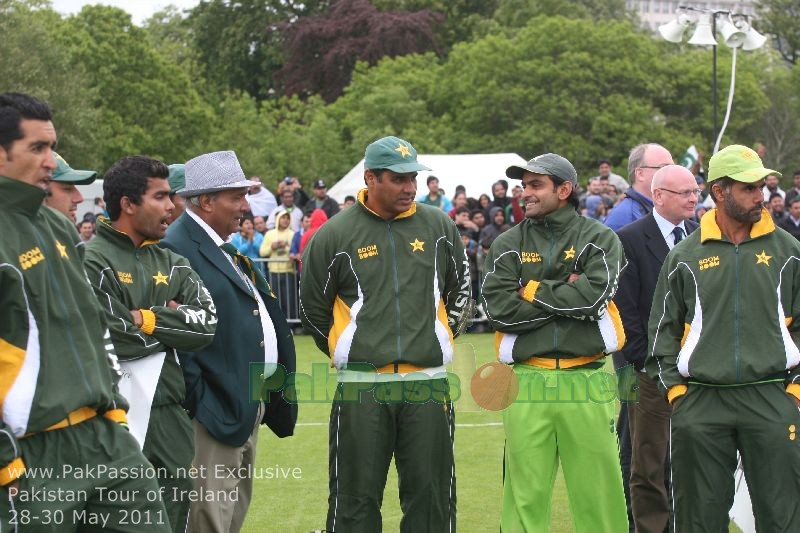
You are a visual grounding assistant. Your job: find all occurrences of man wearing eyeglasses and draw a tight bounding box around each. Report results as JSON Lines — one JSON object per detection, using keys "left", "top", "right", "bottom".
{"left": 604, "top": 142, "right": 674, "bottom": 530}
{"left": 613, "top": 165, "right": 699, "bottom": 533}
{"left": 646, "top": 145, "right": 800, "bottom": 531}
{"left": 605, "top": 143, "right": 674, "bottom": 232}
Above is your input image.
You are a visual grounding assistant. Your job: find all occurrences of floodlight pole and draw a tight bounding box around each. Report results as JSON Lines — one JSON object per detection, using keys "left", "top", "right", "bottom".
{"left": 712, "top": 14, "right": 718, "bottom": 150}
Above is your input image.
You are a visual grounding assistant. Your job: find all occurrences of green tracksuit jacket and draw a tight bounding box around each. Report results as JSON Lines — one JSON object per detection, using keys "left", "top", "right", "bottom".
{"left": 0, "top": 177, "right": 127, "bottom": 486}
{"left": 646, "top": 208, "right": 800, "bottom": 401}
{"left": 481, "top": 204, "right": 627, "bottom": 366}
{"left": 83, "top": 218, "right": 217, "bottom": 408}
{"left": 299, "top": 189, "right": 471, "bottom": 369}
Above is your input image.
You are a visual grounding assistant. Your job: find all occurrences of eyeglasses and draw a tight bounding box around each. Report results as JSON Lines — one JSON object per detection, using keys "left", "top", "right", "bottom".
{"left": 640, "top": 164, "right": 671, "bottom": 170}
{"left": 657, "top": 187, "right": 702, "bottom": 199}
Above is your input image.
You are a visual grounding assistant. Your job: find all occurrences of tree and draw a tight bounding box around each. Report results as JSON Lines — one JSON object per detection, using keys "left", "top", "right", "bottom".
{"left": 60, "top": 5, "right": 215, "bottom": 170}
{"left": 0, "top": 0, "right": 103, "bottom": 168}
{"left": 187, "top": 0, "right": 330, "bottom": 99}
{"left": 754, "top": 62, "right": 800, "bottom": 176}
{"left": 491, "top": 0, "right": 630, "bottom": 28}
{"left": 275, "top": 0, "right": 444, "bottom": 102}
{"left": 755, "top": 0, "right": 800, "bottom": 65}
{"left": 325, "top": 16, "right": 768, "bottom": 177}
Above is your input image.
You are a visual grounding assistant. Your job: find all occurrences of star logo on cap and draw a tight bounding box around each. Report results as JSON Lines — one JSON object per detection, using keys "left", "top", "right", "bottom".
{"left": 563, "top": 246, "right": 576, "bottom": 260}
{"left": 153, "top": 271, "right": 169, "bottom": 285}
{"left": 741, "top": 149, "right": 756, "bottom": 160}
{"left": 395, "top": 143, "right": 411, "bottom": 158}
{"left": 410, "top": 238, "right": 425, "bottom": 252}
{"left": 55, "top": 240, "right": 68, "bottom": 259}
{"left": 755, "top": 250, "right": 772, "bottom": 266}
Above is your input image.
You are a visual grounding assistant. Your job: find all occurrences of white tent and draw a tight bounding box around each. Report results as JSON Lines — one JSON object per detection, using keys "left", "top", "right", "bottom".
{"left": 327, "top": 153, "right": 527, "bottom": 203}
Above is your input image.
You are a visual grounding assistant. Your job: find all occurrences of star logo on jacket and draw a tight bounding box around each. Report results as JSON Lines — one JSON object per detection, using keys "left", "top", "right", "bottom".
{"left": 563, "top": 246, "right": 576, "bottom": 260}
{"left": 55, "top": 240, "right": 68, "bottom": 259}
{"left": 153, "top": 271, "right": 169, "bottom": 285}
{"left": 755, "top": 250, "right": 772, "bottom": 266}
{"left": 410, "top": 238, "right": 425, "bottom": 252}
{"left": 395, "top": 143, "right": 411, "bottom": 158}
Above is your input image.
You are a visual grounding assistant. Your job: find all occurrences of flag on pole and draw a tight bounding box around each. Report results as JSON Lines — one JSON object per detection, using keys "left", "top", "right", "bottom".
{"left": 680, "top": 145, "right": 699, "bottom": 169}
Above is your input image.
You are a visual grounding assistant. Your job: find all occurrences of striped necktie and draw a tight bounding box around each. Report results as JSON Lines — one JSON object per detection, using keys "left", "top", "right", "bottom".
{"left": 219, "top": 243, "right": 273, "bottom": 297}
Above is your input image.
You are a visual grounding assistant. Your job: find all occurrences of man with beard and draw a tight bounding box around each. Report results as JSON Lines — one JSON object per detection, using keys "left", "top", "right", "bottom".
{"left": 83, "top": 156, "right": 218, "bottom": 532}
{"left": 481, "top": 153, "right": 628, "bottom": 532}
{"left": 646, "top": 145, "right": 800, "bottom": 531}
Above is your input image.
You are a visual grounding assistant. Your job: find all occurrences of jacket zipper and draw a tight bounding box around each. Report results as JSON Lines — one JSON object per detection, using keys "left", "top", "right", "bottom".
{"left": 386, "top": 222, "right": 403, "bottom": 359}
{"left": 32, "top": 226, "right": 93, "bottom": 396}
{"left": 734, "top": 245, "right": 741, "bottom": 382}
{"left": 545, "top": 221, "right": 559, "bottom": 366}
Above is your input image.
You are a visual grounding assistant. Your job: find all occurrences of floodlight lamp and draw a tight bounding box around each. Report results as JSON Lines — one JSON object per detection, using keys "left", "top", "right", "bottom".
{"left": 688, "top": 13, "right": 718, "bottom": 46}
{"left": 718, "top": 15, "right": 746, "bottom": 48}
{"left": 741, "top": 23, "right": 767, "bottom": 51}
{"left": 658, "top": 13, "right": 692, "bottom": 43}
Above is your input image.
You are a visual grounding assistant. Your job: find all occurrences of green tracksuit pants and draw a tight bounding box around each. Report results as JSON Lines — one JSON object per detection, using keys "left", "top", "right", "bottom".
{"left": 0, "top": 416, "right": 170, "bottom": 532}
{"left": 501, "top": 365, "right": 628, "bottom": 533}
{"left": 326, "top": 378, "right": 456, "bottom": 533}
{"left": 142, "top": 404, "right": 194, "bottom": 533}
{"left": 670, "top": 381, "right": 800, "bottom": 531}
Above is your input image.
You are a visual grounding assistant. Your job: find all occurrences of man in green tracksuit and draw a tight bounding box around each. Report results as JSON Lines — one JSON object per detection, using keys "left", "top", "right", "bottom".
{"left": 83, "top": 156, "right": 217, "bottom": 532}
{"left": 481, "top": 153, "right": 628, "bottom": 532}
{"left": 300, "top": 136, "right": 471, "bottom": 532}
{"left": 0, "top": 92, "right": 170, "bottom": 531}
{"left": 646, "top": 144, "right": 800, "bottom": 531}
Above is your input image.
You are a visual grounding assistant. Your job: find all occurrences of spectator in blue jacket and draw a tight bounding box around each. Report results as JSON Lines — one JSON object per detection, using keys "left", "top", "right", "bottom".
{"left": 604, "top": 143, "right": 673, "bottom": 231}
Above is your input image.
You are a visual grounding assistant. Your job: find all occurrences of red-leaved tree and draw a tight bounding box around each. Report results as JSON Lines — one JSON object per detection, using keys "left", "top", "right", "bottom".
{"left": 275, "top": 0, "right": 443, "bottom": 102}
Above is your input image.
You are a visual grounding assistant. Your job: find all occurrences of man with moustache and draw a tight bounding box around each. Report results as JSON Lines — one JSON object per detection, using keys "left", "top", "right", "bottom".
{"left": 83, "top": 156, "right": 218, "bottom": 532}
{"left": 646, "top": 145, "right": 800, "bottom": 531}
{"left": 300, "top": 136, "right": 469, "bottom": 533}
{"left": 481, "top": 153, "right": 628, "bottom": 532}
{"left": 167, "top": 163, "right": 187, "bottom": 224}
{"left": 43, "top": 152, "right": 96, "bottom": 222}
{"left": 160, "top": 150, "right": 296, "bottom": 533}
{"left": 613, "top": 165, "right": 699, "bottom": 532}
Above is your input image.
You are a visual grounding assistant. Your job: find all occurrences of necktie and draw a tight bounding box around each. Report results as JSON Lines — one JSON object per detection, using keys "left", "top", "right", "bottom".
{"left": 220, "top": 243, "right": 273, "bottom": 297}
{"left": 672, "top": 226, "right": 685, "bottom": 245}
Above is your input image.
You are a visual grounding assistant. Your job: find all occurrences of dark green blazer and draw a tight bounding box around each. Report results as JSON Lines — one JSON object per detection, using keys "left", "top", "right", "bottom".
{"left": 161, "top": 213, "right": 297, "bottom": 447}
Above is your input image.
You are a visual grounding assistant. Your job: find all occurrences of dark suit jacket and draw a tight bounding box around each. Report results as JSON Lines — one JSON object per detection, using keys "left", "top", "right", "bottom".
{"left": 614, "top": 213, "right": 698, "bottom": 370}
{"left": 161, "top": 213, "right": 297, "bottom": 447}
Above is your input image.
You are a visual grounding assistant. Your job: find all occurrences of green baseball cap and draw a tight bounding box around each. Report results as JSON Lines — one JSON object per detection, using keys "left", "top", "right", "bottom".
{"left": 506, "top": 153, "right": 578, "bottom": 186}
{"left": 364, "top": 136, "right": 431, "bottom": 173}
{"left": 167, "top": 164, "right": 185, "bottom": 194}
{"left": 707, "top": 145, "right": 780, "bottom": 183}
{"left": 51, "top": 152, "right": 96, "bottom": 185}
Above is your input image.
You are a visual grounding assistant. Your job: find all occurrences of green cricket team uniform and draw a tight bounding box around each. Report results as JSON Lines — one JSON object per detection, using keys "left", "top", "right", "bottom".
{"left": 0, "top": 176, "right": 169, "bottom": 531}
{"left": 482, "top": 204, "right": 629, "bottom": 532}
{"left": 83, "top": 218, "right": 218, "bottom": 532}
{"left": 301, "top": 187, "right": 470, "bottom": 533}
{"left": 646, "top": 208, "right": 800, "bottom": 530}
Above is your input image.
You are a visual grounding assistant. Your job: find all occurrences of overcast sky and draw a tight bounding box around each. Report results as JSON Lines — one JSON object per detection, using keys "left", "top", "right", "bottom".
{"left": 51, "top": 0, "right": 201, "bottom": 25}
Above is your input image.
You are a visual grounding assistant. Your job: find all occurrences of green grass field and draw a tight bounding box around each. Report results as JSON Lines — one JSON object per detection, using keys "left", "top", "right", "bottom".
{"left": 241, "top": 333, "right": 741, "bottom": 532}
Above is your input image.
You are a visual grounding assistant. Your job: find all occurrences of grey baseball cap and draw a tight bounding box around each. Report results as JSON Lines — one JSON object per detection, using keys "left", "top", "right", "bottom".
{"left": 506, "top": 153, "right": 578, "bottom": 186}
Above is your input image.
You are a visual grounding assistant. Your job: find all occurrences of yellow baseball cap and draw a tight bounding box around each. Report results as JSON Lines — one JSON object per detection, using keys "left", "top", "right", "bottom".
{"left": 707, "top": 145, "right": 780, "bottom": 183}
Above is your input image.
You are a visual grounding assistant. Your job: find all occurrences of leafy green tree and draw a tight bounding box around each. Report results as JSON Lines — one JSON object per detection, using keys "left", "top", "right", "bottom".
{"left": 492, "top": 0, "right": 630, "bottom": 28}
{"left": 755, "top": 0, "right": 800, "bottom": 65}
{"left": 325, "top": 16, "right": 768, "bottom": 177}
{"left": 187, "top": 0, "right": 330, "bottom": 99}
{"left": 60, "top": 5, "right": 215, "bottom": 170}
{"left": 0, "top": 0, "right": 103, "bottom": 168}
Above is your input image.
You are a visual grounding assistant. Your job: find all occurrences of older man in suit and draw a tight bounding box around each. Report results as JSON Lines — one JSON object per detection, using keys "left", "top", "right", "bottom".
{"left": 161, "top": 151, "right": 297, "bottom": 533}
{"left": 614, "top": 164, "right": 699, "bottom": 533}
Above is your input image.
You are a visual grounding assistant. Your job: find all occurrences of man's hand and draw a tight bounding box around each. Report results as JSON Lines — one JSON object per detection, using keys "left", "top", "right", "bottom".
{"left": 129, "top": 309, "right": 143, "bottom": 327}
{"left": 167, "top": 300, "right": 180, "bottom": 310}
{"left": 568, "top": 273, "right": 581, "bottom": 283}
